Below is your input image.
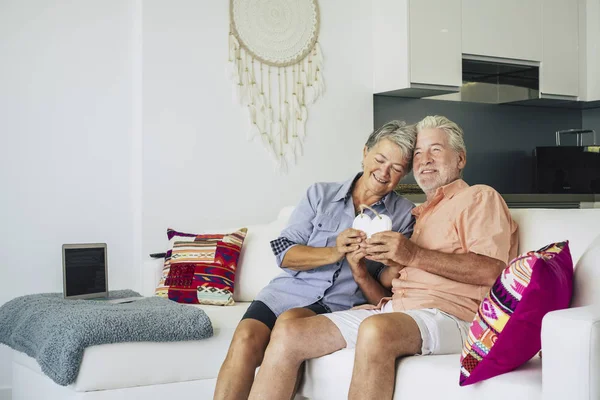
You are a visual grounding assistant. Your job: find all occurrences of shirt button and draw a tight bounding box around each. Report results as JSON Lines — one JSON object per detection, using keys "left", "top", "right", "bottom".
{"left": 318, "top": 223, "right": 322, "bottom": 227}
{"left": 317, "top": 295, "right": 322, "bottom": 300}
{"left": 327, "top": 280, "right": 332, "bottom": 283}
{"left": 336, "top": 262, "right": 340, "bottom": 266}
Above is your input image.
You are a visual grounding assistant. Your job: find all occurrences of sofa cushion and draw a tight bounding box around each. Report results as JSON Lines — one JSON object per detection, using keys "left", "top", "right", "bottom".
{"left": 13, "top": 302, "right": 251, "bottom": 392}
{"left": 234, "top": 210, "right": 291, "bottom": 302}
{"left": 156, "top": 228, "right": 247, "bottom": 305}
{"left": 508, "top": 208, "right": 600, "bottom": 265}
{"left": 298, "top": 350, "right": 542, "bottom": 400}
{"left": 459, "top": 241, "right": 573, "bottom": 386}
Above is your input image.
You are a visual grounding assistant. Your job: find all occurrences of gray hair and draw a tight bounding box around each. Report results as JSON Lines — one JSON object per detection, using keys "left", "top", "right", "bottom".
{"left": 415, "top": 115, "right": 466, "bottom": 156}
{"left": 365, "top": 120, "right": 416, "bottom": 172}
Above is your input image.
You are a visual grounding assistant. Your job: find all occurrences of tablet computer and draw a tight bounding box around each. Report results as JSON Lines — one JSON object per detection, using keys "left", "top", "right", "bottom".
{"left": 62, "top": 243, "right": 108, "bottom": 300}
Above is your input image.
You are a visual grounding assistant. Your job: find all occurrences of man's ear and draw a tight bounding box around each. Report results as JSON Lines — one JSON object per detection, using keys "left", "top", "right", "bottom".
{"left": 457, "top": 151, "right": 467, "bottom": 170}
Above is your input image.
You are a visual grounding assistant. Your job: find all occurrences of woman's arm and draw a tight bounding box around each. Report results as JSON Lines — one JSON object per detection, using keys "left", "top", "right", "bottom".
{"left": 346, "top": 249, "right": 392, "bottom": 305}
{"left": 282, "top": 245, "right": 341, "bottom": 271}
{"left": 283, "top": 227, "right": 367, "bottom": 271}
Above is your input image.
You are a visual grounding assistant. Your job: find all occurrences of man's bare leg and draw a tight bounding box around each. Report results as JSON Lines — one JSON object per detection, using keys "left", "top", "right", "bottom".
{"left": 214, "top": 308, "right": 316, "bottom": 400}
{"left": 277, "top": 308, "right": 318, "bottom": 323}
{"left": 248, "top": 315, "right": 347, "bottom": 400}
{"left": 348, "top": 313, "right": 422, "bottom": 400}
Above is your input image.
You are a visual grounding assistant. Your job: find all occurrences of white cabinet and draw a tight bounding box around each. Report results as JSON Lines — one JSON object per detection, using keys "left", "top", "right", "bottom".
{"left": 409, "top": 0, "right": 462, "bottom": 88}
{"left": 541, "top": 0, "right": 579, "bottom": 99}
{"left": 462, "top": 0, "right": 543, "bottom": 61}
{"left": 373, "top": 0, "right": 461, "bottom": 96}
{"left": 579, "top": 0, "right": 600, "bottom": 101}
{"left": 373, "top": 0, "right": 588, "bottom": 102}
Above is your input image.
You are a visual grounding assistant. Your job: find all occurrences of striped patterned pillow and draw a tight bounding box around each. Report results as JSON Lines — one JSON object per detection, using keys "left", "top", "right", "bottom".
{"left": 459, "top": 241, "right": 573, "bottom": 386}
{"left": 155, "top": 227, "right": 247, "bottom": 306}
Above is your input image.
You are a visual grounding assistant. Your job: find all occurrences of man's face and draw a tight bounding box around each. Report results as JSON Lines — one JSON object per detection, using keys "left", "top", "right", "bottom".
{"left": 413, "top": 127, "right": 465, "bottom": 193}
{"left": 362, "top": 138, "right": 409, "bottom": 196}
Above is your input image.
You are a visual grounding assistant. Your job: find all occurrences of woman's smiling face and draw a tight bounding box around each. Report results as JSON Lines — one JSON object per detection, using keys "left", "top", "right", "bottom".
{"left": 362, "top": 138, "right": 409, "bottom": 196}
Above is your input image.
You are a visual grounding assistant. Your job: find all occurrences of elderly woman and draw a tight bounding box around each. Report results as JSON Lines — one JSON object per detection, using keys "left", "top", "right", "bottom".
{"left": 214, "top": 120, "right": 417, "bottom": 400}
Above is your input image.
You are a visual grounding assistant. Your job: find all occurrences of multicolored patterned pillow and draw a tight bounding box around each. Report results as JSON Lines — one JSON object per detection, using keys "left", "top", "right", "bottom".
{"left": 459, "top": 241, "right": 573, "bottom": 386}
{"left": 155, "top": 227, "right": 247, "bottom": 306}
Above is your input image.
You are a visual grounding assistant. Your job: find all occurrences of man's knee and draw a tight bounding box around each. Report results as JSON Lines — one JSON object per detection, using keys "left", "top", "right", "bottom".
{"left": 278, "top": 307, "right": 316, "bottom": 322}
{"left": 356, "top": 315, "right": 422, "bottom": 358}
{"left": 357, "top": 316, "right": 390, "bottom": 349}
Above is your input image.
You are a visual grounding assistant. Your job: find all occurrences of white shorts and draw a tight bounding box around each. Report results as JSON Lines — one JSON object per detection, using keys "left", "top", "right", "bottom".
{"left": 322, "top": 302, "right": 470, "bottom": 355}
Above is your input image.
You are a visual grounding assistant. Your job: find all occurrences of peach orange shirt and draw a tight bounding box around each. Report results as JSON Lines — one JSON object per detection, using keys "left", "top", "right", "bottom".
{"left": 391, "top": 179, "right": 518, "bottom": 322}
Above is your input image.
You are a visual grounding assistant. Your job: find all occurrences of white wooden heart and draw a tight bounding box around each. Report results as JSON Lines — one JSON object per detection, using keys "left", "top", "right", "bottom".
{"left": 352, "top": 213, "right": 392, "bottom": 238}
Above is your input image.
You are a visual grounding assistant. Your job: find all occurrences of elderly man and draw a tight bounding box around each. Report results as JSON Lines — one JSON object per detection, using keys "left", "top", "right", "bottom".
{"left": 248, "top": 115, "right": 518, "bottom": 400}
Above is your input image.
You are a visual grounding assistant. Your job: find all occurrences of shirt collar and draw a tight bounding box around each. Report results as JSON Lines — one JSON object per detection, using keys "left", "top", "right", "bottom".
{"left": 440, "top": 178, "right": 468, "bottom": 199}
{"left": 412, "top": 179, "right": 469, "bottom": 217}
{"left": 333, "top": 172, "right": 362, "bottom": 203}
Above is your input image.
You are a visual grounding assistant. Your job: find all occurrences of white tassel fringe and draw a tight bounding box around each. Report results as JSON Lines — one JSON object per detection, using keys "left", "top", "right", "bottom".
{"left": 229, "top": 40, "right": 323, "bottom": 172}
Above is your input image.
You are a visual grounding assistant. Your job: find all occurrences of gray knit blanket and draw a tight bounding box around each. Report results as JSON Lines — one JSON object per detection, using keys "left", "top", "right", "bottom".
{"left": 0, "top": 290, "right": 213, "bottom": 386}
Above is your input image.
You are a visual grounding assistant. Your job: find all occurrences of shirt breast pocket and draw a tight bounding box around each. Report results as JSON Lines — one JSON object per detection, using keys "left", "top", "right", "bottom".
{"left": 309, "top": 213, "right": 340, "bottom": 248}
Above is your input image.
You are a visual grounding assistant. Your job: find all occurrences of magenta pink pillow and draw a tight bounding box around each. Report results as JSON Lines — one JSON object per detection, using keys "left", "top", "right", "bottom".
{"left": 459, "top": 241, "right": 573, "bottom": 386}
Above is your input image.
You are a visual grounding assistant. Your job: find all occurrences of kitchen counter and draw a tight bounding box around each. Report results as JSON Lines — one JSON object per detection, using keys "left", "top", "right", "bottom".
{"left": 397, "top": 192, "right": 600, "bottom": 209}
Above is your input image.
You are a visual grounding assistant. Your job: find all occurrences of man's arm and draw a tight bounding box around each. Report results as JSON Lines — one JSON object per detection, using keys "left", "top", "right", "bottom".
{"left": 409, "top": 247, "right": 505, "bottom": 286}
{"left": 367, "top": 188, "right": 515, "bottom": 287}
{"left": 364, "top": 232, "right": 505, "bottom": 287}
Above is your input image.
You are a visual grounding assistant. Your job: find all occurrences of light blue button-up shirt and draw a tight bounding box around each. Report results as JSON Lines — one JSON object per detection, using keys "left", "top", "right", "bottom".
{"left": 255, "top": 173, "right": 416, "bottom": 316}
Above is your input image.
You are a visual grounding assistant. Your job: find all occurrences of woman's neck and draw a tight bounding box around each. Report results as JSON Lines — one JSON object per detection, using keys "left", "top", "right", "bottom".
{"left": 352, "top": 175, "right": 384, "bottom": 211}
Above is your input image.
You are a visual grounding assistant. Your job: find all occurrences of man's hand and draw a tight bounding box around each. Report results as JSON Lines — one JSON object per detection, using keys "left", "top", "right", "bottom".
{"left": 334, "top": 228, "right": 367, "bottom": 261}
{"left": 363, "top": 231, "right": 418, "bottom": 267}
{"left": 346, "top": 247, "right": 368, "bottom": 281}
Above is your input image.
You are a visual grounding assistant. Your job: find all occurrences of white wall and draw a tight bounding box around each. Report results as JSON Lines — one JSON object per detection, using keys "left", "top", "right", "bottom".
{"left": 0, "top": 0, "right": 140, "bottom": 392}
{"left": 141, "top": 0, "right": 374, "bottom": 255}
{"left": 0, "top": 0, "right": 374, "bottom": 394}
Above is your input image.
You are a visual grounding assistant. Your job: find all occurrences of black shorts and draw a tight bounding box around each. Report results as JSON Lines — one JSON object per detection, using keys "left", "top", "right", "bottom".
{"left": 241, "top": 300, "right": 331, "bottom": 330}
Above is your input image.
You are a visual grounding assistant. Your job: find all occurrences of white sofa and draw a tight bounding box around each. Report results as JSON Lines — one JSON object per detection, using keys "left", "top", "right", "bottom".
{"left": 10, "top": 207, "right": 600, "bottom": 400}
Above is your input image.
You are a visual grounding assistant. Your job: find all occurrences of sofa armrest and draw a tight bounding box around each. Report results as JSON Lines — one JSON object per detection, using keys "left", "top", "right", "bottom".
{"left": 541, "top": 305, "right": 600, "bottom": 400}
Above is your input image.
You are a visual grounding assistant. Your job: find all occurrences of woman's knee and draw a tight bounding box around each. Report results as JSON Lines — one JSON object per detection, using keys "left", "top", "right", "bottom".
{"left": 270, "top": 318, "right": 300, "bottom": 345}
{"left": 229, "top": 321, "right": 271, "bottom": 360}
{"left": 268, "top": 319, "right": 305, "bottom": 358}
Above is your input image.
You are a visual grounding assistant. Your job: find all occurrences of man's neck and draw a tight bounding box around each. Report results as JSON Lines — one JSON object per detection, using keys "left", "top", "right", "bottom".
{"left": 423, "top": 177, "right": 462, "bottom": 202}
{"left": 425, "top": 190, "right": 436, "bottom": 202}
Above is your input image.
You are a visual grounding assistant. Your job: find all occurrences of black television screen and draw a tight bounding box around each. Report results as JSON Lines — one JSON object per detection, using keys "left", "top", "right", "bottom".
{"left": 535, "top": 146, "right": 600, "bottom": 194}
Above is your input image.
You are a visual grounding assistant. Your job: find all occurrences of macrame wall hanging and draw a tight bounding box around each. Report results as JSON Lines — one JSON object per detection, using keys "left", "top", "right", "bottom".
{"left": 229, "top": 0, "right": 323, "bottom": 172}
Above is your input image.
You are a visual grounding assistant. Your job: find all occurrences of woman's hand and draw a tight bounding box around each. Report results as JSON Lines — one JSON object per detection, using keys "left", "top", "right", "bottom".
{"left": 334, "top": 228, "right": 367, "bottom": 261}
